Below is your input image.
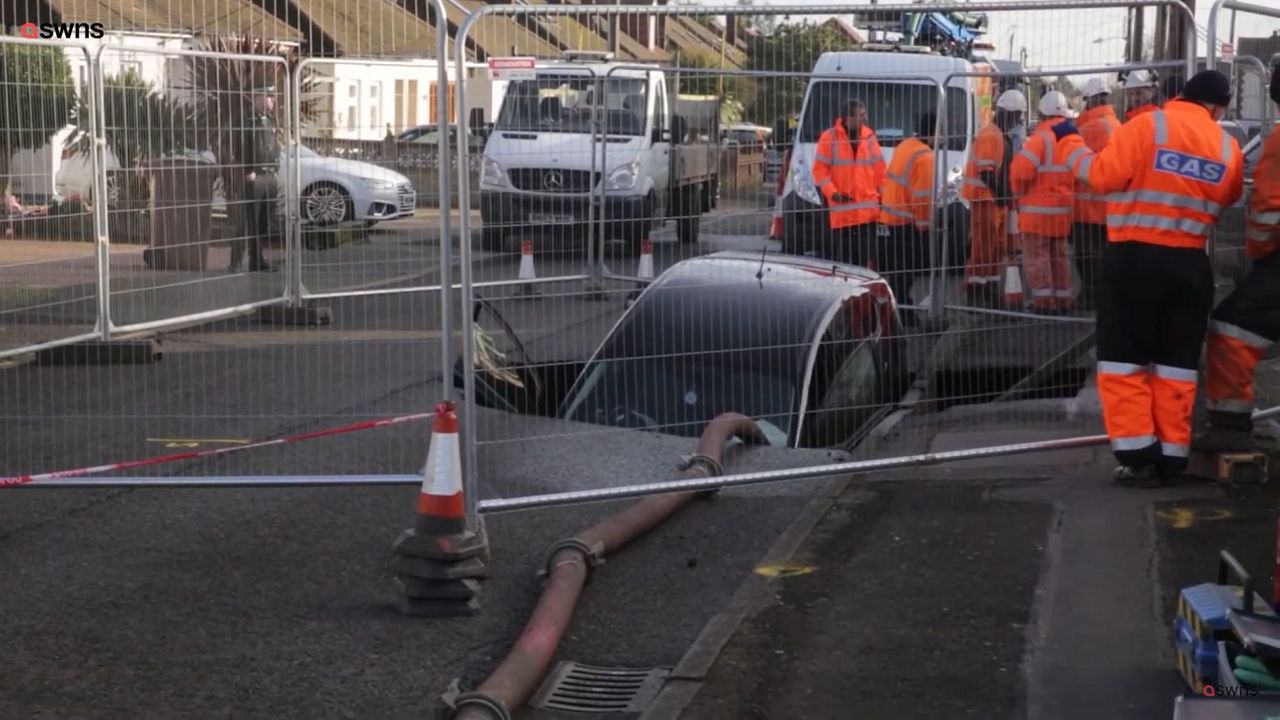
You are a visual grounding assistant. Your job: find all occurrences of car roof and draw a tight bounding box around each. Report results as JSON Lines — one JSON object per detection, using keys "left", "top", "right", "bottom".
{"left": 592, "top": 251, "right": 883, "bottom": 366}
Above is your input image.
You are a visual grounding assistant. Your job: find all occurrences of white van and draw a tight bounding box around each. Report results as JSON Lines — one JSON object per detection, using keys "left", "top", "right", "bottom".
{"left": 776, "top": 46, "right": 990, "bottom": 268}
{"left": 477, "top": 51, "right": 720, "bottom": 253}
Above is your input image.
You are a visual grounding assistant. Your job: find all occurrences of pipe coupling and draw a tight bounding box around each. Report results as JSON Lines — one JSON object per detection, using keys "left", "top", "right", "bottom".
{"left": 678, "top": 453, "right": 724, "bottom": 477}
{"left": 538, "top": 538, "right": 602, "bottom": 585}
{"left": 451, "top": 692, "right": 510, "bottom": 720}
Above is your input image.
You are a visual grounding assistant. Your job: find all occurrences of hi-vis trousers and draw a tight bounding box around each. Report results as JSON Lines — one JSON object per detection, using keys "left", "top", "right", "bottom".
{"left": 1096, "top": 241, "right": 1214, "bottom": 479}
{"left": 1204, "top": 253, "right": 1280, "bottom": 429}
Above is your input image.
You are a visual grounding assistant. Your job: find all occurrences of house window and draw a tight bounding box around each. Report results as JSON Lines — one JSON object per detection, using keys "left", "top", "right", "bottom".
{"left": 347, "top": 105, "right": 358, "bottom": 131}
{"left": 348, "top": 83, "right": 357, "bottom": 98}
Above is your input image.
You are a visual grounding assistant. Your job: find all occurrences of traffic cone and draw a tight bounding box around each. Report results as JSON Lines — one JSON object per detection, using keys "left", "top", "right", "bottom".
{"left": 390, "top": 401, "right": 489, "bottom": 617}
{"left": 1002, "top": 257, "right": 1024, "bottom": 309}
{"left": 518, "top": 238, "right": 538, "bottom": 297}
{"left": 637, "top": 238, "right": 655, "bottom": 281}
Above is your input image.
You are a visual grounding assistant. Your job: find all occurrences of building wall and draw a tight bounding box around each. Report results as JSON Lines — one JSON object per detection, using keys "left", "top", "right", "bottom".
{"left": 304, "top": 59, "right": 461, "bottom": 140}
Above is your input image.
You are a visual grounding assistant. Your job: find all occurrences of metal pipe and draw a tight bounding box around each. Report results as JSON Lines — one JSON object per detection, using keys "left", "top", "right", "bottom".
{"left": 455, "top": 5, "right": 481, "bottom": 533}
{"left": 433, "top": 0, "right": 455, "bottom": 406}
{"left": 452, "top": 413, "right": 765, "bottom": 720}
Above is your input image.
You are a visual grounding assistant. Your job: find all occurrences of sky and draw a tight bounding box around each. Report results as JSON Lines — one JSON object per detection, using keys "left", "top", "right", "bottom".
{"left": 698, "top": 1, "right": 1280, "bottom": 72}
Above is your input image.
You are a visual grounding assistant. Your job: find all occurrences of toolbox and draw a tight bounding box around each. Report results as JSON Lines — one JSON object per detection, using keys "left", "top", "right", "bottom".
{"left": 1175, "top": 551, "right": 1279, "bottom": 692}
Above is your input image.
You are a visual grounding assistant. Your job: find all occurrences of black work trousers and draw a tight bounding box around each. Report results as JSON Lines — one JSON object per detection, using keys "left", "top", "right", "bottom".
{"left": 818, "top": 221, "right": 878, "bottom": 269}
{"left": 1071, "top": 222, "right": 1107, "bottom": 309}
{"left": 1096, "top": 241, "right": 1214, "bottom": 480}
{"left": 230, "top": 171, "right": 279, "bottom": 271}
{"left": 878, "top": 223, "right": 928, "bottom": 306}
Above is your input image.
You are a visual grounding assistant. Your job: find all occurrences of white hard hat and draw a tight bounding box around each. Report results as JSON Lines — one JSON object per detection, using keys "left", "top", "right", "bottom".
{"left": 1123, "top": 69, "right": 1156, "bottom": 89}
{"left": 996, "top": 89, "right": 1027, "bottom": 112}
{"left": 1080, "top": 76, "right": 1111, "bottom": 98}
{"left": 1039, "top": 90, "right": 1069, "bottom": 117}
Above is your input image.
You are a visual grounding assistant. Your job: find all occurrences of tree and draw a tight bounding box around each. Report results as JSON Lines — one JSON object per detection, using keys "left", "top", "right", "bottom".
{"left": 743, "top": 21, "right": 853, "bottom": 124}
{"left": 66, "top": 70, "right": 196, "bottom": 172}
{"left": 673, "top": 47, "right": 754, "bottom": 126}
{"left": 0, "top": 44, "right": 76, "bottom": 194}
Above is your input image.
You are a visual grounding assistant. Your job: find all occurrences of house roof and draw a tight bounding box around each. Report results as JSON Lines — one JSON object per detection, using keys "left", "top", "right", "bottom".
{"left": 441, "top": 0, "right": 562, "bottom": 62}
{"left": 663, "top": 15, "right": 744, "bottom": 68}
{"left": 34, "top": 0, "right": 301, "bottom": 40}
{"left": 272, "top": 0, "right": 449, "bottom": 57}
{"left": 516, "top": 1, "right": 665, "bottom": 63}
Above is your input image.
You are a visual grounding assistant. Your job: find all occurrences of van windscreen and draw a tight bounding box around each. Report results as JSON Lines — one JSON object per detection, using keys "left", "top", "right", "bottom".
{"left": 799, "top": 81, "right": 968, "bottom": 151}
{"left": 496, "top": 74, "right": 649, "bottom": 136}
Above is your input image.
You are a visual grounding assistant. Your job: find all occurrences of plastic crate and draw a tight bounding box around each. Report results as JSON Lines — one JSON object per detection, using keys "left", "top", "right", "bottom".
{"left": 1174, "top": 552, "right": 1277, "bottom": 692}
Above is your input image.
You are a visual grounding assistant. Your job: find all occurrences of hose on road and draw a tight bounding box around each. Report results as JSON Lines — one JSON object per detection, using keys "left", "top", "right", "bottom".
{"left": 450, "top": 413, "right": 767, "bottom": 720}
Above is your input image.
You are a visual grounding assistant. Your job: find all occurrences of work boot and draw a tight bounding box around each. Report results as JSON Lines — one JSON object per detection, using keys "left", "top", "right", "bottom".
{"left": 1113, "top": 464, "right": 1162, "bottom": 488}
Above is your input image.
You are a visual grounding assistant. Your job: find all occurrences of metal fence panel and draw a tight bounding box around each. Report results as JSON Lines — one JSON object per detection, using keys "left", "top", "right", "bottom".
{"left": 91, "top": 45, "right": 292, "bottom": 335}
{"left": 1, "top": 37, "right": 100, "bottom": 359}
{"left": 452, "top": 0, "right": 1203, "bottom": 511}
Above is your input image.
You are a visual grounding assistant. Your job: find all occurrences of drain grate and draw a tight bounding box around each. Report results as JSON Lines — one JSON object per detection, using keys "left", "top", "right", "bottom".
{"left": 528, "top": 662, "right": 669, "bottom": 714}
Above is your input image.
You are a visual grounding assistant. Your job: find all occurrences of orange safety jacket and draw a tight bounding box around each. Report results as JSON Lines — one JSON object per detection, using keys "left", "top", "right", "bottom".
{"left": 1125, "top": 103, "right": 1159, "bottom": 123}
{"left": 878, "top": 137, "right": 935, "bottom": 231}
{"left": 1071, "top": 101, "right": 1244, "bottom": 250}
{"left": 1245, "top": 129, "right": 1280, "bottom": 260}
{"left": 1010, "top": 117, "right": 1085, "bottom": 237}
{"left": 962, "top": 123, "right": 1006, "bottom": 203}
{"left": 1073, "top": 104, "right": 1120, "bottom": 225}
{"left": 812, "top": 120, "right": 887, "bottom": 229}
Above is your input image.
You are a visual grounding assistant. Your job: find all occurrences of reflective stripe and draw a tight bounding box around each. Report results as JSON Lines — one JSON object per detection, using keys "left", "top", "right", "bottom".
{"left": 1105, "top": 190, "right": 1222, "bottom": 215}
{"left": 1066, "top": 146, "right": 1090, "bottom": 167}
{"left": 886, "top": 171, "right": 909, "bottom": 185}
{"left": 824, "top": 157, "right": 882, "bottom": 167}
{"left": 911, "top": 189, "right": 932, "bottom": 198}
{"left": 1206, "top": 398, "right": 1254, "bottom": 413}
{"left": 831, "top": 200, "right": 880, "bottom": 212}
{"left": 882, "top": 207, "right": 915, "bottom": 221}
{"left": 1151, "top": 363, "right": 1198, "bottom": 383}
{"left": 1098, "top": 361, "right": 1147, "bottom": 375}
{"left": 1107, "top": 213, "right": 1210, "bottom": 237}
{"left": 1022, "top": 205, "right": 1072, "bottom": 215}
{"left": 1077, "top": 193, "right": 1106, "bottom": 201}
{"left": 1053, "top": 289, "right": 1074, "bottom": 298}
{"left": 817, "top": 179, "right": 833, "bottom": 188}
{"left": 1219, "top": 128, "right": 1232, "bottom": 164}
{"left": 1042, "top": 164, "right": 1071, "bottom": 173}
{"left": 1113, "top": 435, "right": 1157, "bottom": 451}
{"left": 1152, "top": 111, "right": 1168, "bottom": 144}
{"left": 967, "top": 275, "right": 1000, "bottom": 283}
{"left": 1246, "top": 227, "right": 1279, "bottom": 243}
{"left": 974, "top": 159, "right": 997, "bottom": 168}
{"left": 1253, "top": 211, "right": 1280, "bottom": 224}
{"left": 1161, "top": 442, "right": 1190, "bottom": 458}
{"left": 1209, "top": 320, "right": 1273, "bottom": 349}
{"left": 1076, "top": 156, "right": 1095, "bottom": 183}
{"left": 1018, "top": 149, "right": 1041, "bottom": 168}
{"left": 1030, "top": 288, "right": 1054, "bottom": 298}
{"left": 1038, "top": 131, "right": 1055, "bottom": 165}
{"left": 815, "top": 152, "right": 832, "bottom": 163}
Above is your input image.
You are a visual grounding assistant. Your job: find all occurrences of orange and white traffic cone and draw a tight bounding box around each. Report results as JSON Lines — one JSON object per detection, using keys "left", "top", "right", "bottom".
{"left": 390, "top": 401, "right": 489, "bottom": 617}
{"left": 517, "top": 238, "right": 539, "bottom": 297}
{"left": 1002, "top": 256, "right": 1025, "bottom": 309}
{"left": 637, "top": 238, "right": 655, "bottom": 281}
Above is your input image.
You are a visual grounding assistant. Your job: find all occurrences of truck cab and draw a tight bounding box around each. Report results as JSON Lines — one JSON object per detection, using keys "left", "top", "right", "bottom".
{"left": 774, "top": 46, "right": 986, "bottom": 271}
{"left": 477, "top": 51, "right": 719, "bottom": 253}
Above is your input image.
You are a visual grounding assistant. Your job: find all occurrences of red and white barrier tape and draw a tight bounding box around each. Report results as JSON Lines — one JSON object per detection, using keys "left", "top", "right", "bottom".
{"left": 1, "top": 412, "right": 432, "bottom": 488}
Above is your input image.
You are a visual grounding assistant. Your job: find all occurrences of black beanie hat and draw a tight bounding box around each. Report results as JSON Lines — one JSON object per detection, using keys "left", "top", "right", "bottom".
{"left": 1271, "top": 63, "right": 1279, "bottom": 105}
{"left": 1181, "top": 69, "right": 1232, "bottom": 106}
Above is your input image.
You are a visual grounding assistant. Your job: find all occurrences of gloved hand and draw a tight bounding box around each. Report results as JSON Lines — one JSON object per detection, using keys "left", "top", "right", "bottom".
{"left": 1051, "top": 120, "right": 1079, "bottom": 140}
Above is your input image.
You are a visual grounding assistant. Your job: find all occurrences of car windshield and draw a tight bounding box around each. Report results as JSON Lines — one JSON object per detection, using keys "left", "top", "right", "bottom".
{"left": 496, "top": 74, "right": 649, "bottom": 136}
{"left": 799, "top": 81, "right": 968, "bottom": 151}
{"left": 561, "top": 352, "right": 796, "bottom": 446}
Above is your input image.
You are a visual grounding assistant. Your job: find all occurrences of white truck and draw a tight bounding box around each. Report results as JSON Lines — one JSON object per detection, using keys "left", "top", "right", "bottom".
{"left": 477, "top": 51, "right": 720, "bottom": 253}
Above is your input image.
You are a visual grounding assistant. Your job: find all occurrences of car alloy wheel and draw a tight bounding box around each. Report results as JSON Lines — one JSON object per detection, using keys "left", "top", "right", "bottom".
{"left": 304, "top": 184, "right": 349, "bottom": 225}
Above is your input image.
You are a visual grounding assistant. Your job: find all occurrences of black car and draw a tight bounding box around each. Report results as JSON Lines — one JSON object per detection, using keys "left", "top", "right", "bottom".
{"left": 458, "top": 251, "right": 911, "bottom": 449}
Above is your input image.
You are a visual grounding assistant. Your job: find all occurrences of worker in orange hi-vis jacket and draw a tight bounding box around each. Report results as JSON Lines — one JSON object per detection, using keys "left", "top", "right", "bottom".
{"left": 1069, "top": 70, "right": 1245, "bottom": 487}
{"left": 1072, "top": 76, "right": 1122, "bottom": 310}
{"left": 1197, "top": 64, "right": 1280, "bottom": 453}
{"left": 877, "top": 111, "right": 937, "bottom": 310}
{"left": 1122, "top": 69, "right": 1161, "bottom": 123}
{"left": 811, "top": 98, "right": 887, "bottom": 268}
{"left": 1009, "top": 90, "right": 1086, "bottom": 314}
{"left": 962, "top": 89, "right": 1026, "bottom": 307}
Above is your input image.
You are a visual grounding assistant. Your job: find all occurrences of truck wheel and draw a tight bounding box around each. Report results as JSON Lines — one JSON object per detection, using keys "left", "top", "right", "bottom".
{"left": 479, "top": 226, "right": 507, "bottom": 253}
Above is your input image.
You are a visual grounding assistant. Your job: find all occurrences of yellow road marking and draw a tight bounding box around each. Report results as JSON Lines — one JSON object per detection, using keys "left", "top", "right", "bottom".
{"left": 1156, "top": 508, "right": 1233, "bottom": 529}
{"left": 754, "top": 565, "right": 816, "bottom": 578}
{"left": 146, "top": 438, "right": 250, "bottom": 448}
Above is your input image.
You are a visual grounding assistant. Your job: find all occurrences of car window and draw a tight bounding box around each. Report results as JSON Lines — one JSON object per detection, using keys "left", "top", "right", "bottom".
{"left": 818, "top": 341, "right": 879, "bottom": 414}
{"left": 799, "top": 81, "right": 967, "bottom": 151}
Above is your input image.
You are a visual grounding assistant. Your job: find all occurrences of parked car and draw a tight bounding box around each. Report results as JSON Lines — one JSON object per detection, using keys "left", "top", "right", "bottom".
{"left": 455, "top": 251, "right": 911, "bottom": 449}
{"left": 55, "top": 143, "right": 416, "bottom": 227}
